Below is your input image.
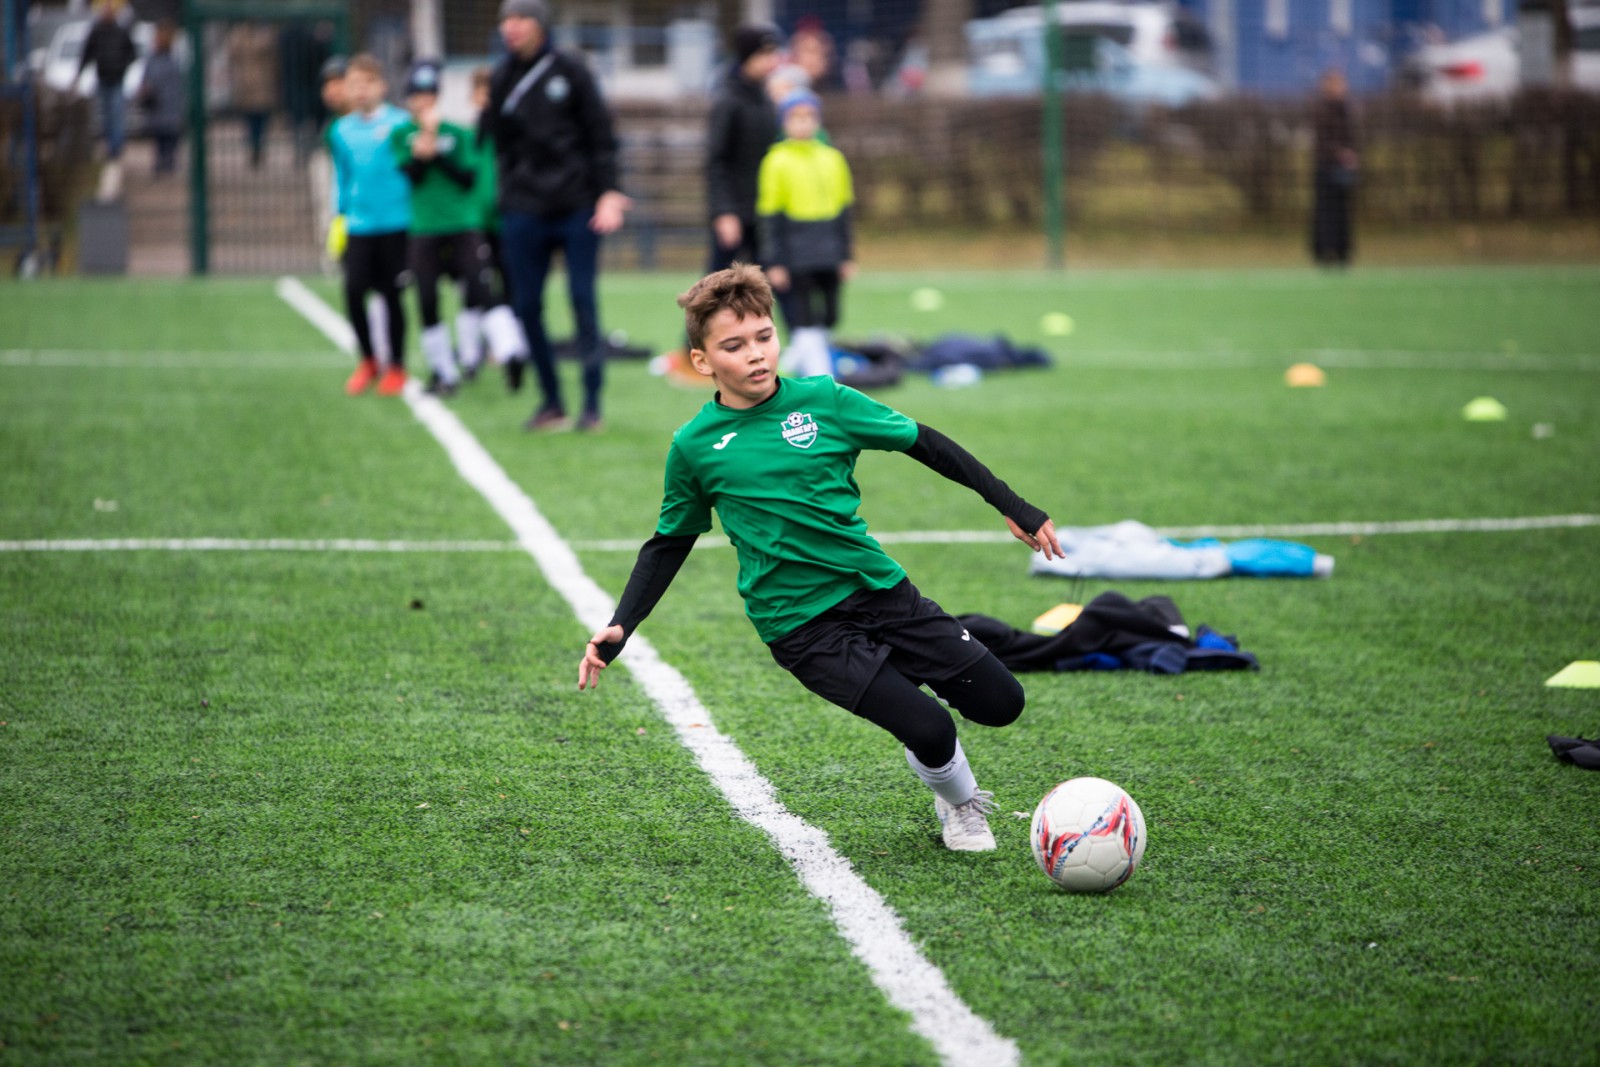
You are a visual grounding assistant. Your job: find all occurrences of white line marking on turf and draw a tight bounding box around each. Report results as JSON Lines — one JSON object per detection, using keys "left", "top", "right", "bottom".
{"left": 570, "top": 514, "right": 1600, "bottom": 552}
{"left": 0, "top": 348, "right": 345, "bottom": 369}
{"left": 0, "top": 539, "right": 518, "bottom": 553}
{"left": 8, "top": 516, "right": 1593, "bottom": 557}
{"left": 275, "top": 275, "right": 1021, "bottom": 1067}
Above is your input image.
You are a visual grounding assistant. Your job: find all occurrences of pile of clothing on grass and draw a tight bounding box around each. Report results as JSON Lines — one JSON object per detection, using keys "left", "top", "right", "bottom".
{"left": 962, "top": 591, "right": 1259, "bottom": 675}
{"left": 1029, "top": 520, "right": 1334, "bottom": 581}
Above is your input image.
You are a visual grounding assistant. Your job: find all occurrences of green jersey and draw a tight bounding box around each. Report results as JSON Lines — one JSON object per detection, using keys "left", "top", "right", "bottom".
{"left": 471, "top": 126, "right": 500, "bottom": 233}
{"left": 657, "top": 375, "right": 919, "bottom": 642}
{"left": 389, "top": 119, "right": 480, "bottom": 236}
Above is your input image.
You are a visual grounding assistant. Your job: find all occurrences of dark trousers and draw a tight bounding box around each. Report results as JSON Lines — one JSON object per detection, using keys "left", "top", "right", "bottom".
{"left": 1311, "top": 167, "right": 1354, "bottom": 266}
{"left": 343, "top": 230, "right": 408, "bottom": 365}
{"left": 789, "top": 268, "right": 842, "bottom": 329}
{"left": 152, "top": 132, "right": 179, "bottom": 174}
{"left": 408, "top": 231, "right": 494, "bottom": 328}
{"left": 500, "top": 208, "right": 603, "bottom": 418}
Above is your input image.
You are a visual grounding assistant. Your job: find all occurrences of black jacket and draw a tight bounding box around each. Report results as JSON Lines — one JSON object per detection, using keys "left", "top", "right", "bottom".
{"left": 481, "top": 45, "right": 620, "bottom": 218}
{"left": 78, "top": 18, "right": 137, "bottom": 86}
{"left": 705, "top": 66, "right": 777, "bottom": 223}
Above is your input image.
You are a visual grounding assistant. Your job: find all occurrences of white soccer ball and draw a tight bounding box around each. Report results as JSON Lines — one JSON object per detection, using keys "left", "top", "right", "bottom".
{"left": 1030, "top": 777, "right": 1147, "bottom": 892}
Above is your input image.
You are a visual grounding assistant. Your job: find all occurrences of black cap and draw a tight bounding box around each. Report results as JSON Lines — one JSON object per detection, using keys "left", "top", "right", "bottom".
{"left": 405, "top": 59, "right": 443, "bottom": 97}
{"left": 733, "top": 24, "right": 780, "bottom": 65}
{"left": 319, "top": 55, "right": 348, "bottom": 83}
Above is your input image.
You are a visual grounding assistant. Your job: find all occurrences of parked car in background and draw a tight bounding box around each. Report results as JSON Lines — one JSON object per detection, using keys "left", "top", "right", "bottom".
{"left": 1399, "top": 25, "right": 1519, "bottom": 103}
{"left": 966, "top": 2, "right": 1222, "bottom": 105}
{"left": 1573, "top": 6, "right": 1600, "bottom": 90}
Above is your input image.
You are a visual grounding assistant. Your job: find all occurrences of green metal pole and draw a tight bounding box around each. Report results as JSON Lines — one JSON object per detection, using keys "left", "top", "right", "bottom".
{"left": 1041, "top": 0, "right": 1065, "bottom": 269}
{"left": 184, "top": 0, "right": 208, "bottom": 274}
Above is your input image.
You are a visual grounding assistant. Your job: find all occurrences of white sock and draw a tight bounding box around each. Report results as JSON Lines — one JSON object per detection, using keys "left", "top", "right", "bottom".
{"left": 455, "top": 309, "right": 484, "bottom": 371}
{"left": 421, "top": 323, "right": 459, "bottom": 385}
{"left": 483, "top": 305, "right": 527, "bottom": 366}
{"left": 782, "top": 327, "right": 832, "bottom": 378}
{"left": 905, "top": 741, "right": 979, "bottom": 807}
{"left": 367, "top": 294, "right": 391, "bottom": 366}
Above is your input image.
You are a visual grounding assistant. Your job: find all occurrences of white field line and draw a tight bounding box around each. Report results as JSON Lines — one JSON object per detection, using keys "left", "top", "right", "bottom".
{"left": 274, "top": 276, "right": 1020, "bottom": 1067}
{"left": 0, "top": 538, "right": 518, "bottom": 553}
{"left": 0, "top": 348, "right": 344, "bottom": 369}
{"left": 570, "top": 514, "right": 1600, "bottom": 553}
{"left": 12, "top": 514, "right": 1592, "bottom": 556}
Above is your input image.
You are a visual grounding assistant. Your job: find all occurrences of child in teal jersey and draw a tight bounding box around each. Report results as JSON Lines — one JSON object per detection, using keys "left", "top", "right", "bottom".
{"left": 579, "top": 264, "right": 1065, "bottom": 853}
{"left": 390, "top": 60, "right": 496, "bottom": 397}
{"left": 326, "top": 54, "right": 411, "bottom": 396}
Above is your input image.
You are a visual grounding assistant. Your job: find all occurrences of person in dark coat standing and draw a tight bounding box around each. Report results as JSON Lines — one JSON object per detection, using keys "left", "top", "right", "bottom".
{"left": 75, "top": 0, "right": 137, "bottom": 162}
{"left": 136, "top": 21, "right": 184, "bottom": 176}
{"left": 1310, "top": 69, "right": 1359, "bottom": 267}
{"left": 706, "top": 24, "right": 781, "bottom": 273}
{"left": 482, "top": 0, "right": 631, "bottom": 434}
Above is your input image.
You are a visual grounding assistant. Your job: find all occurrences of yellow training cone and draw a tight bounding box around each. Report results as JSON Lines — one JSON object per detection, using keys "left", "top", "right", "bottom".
{"left": 1285, "top": 362, "right": 1326, "bottom": 387}
{"left": 1546, "top": 661, "right": 1600, "bottom": 688}
{"left": 1463, "top": 396, "right": 1507, "bottom": 421}
{"left": 1032, "top": 603, "right": 1084, "bottom": 635}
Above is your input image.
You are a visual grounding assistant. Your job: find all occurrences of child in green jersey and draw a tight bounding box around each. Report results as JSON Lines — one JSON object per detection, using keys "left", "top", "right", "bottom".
{"left": 391, "top": 60, "right": 497, "bottom": 396}
{"left": 578, "top": 264, "right": 1063, "bottom": 852}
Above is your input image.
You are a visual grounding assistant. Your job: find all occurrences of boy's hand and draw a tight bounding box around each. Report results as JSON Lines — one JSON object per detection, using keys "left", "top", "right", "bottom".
{"left": 412, "top": 129, "right": 438, "bottom": 159}
{"left": 1006, "top": 516, "right": 1063, "bottom": 560}
{"left": 839, "top": 260, "right": 857, "bottom": 281}
{"left": 767, "top": 265, "right": 790, "bottom": 291}
{"left": 578, "top": 624, "right": 625, "bottom": 690}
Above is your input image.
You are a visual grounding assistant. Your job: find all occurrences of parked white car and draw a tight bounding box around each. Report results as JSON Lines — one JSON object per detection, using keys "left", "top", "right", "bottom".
{"left": 1400, "top": 25, "right": 1519, "bottom": 103}
{"left": 967, "top": 1, "right": 1222, "bottom": 105}
{"left": 1573, "top": 7, "right": 1600, "bottom": 90}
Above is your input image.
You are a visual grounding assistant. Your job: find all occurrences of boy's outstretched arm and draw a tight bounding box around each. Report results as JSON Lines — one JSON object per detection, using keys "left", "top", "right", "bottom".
{"left": 903, "top": 423, "right": 1064, "bottom": 560}
{"left": 577, "top": 532, "right": 698, "bottom": 690}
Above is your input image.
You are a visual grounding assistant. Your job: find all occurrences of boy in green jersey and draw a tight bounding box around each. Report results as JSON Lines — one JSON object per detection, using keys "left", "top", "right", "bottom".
{"left": 391, "top": 60, "right": 497, "bottom": 396}
{"left": 578, "top": 264, "right": 1063, "bottom": 852}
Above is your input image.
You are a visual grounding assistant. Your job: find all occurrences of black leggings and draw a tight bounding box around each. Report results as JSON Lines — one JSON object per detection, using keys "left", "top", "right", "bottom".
{"left": 855, "top": 650, "right": 1025, "bottom": 768}
{"left": 409, "top": 231, "right": 495, "bottom": 329}
{"left": 344, "top": 230, "right": 408, "bottom": 364}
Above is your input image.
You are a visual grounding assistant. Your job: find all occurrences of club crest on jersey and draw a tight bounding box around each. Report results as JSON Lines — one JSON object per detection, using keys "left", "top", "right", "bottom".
{"left": 546, "top": 75, "right": 570, "bottom": 102}
{"left": 780, "top": 411, "right": 818, "bottom": 449}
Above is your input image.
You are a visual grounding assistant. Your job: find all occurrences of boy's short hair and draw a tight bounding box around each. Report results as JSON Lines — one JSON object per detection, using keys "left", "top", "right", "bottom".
{"left": 677, "top": 264, "right": 774, "bottom": 351}
{"left": 470, "top": 65, "right": 493, "bottom": 92}
{"left": 345, "top": 54, "right": 385, "bottom": 81}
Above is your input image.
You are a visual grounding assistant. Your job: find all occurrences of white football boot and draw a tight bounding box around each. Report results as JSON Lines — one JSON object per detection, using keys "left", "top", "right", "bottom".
{"left": 936, "top": 789, "right": 997, "bottom": 852}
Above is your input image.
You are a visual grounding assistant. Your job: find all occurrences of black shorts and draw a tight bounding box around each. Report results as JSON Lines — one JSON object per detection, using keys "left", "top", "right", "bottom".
{"left": 767, "top": 577, "right": 990, "bottom": 713}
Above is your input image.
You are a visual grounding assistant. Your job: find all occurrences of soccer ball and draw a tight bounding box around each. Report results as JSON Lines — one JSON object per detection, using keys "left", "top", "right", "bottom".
{"left": 1029, "top": 777, "right": 1147, "bottom": 892}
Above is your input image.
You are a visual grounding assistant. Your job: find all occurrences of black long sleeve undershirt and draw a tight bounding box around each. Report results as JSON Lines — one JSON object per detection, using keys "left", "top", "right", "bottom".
{"left": 596, "top": 421, "right": 1047, "bottom": 661}
{"left": 904, "top": 422, "right": 1050, "bottom": 536}
{"left": 401, "top": 153, "right": 475, "bottom": 191}
{"left": 597, "top": 532, "right": 698, "bottom": 662}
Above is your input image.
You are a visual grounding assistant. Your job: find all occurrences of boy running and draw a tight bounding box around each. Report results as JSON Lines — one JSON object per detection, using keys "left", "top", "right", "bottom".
{"left": 578, "top": 265, "right": 1063, "bottom": 852}
{"left": 327, "top": 54, "right": 411, "bottom": 396}
{"left": 391, "top": 60, "right": 496, "bottom": 397}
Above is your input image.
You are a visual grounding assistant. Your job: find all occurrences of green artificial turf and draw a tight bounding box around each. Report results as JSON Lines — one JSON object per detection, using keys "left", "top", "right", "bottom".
{"left": 2, "top": 267, "right": 1597, "bottom": 1066}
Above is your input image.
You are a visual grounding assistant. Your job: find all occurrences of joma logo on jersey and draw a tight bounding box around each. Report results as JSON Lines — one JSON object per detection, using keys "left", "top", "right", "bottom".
{"left": 780, "top": 411, "right": 819, "bottom": 449}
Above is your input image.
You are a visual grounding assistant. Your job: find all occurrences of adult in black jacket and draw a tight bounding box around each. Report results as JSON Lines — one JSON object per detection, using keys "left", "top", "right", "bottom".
{"left": 76, "top": 0, "right": 138, "bottom": 161}
{"left": 483, "top": 0, "right": 631, "bottom": 433}
{"left": 706, "top": 24, "right": 781, "bottom": 273}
